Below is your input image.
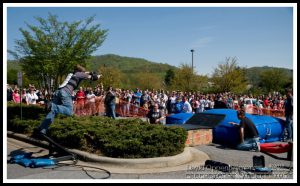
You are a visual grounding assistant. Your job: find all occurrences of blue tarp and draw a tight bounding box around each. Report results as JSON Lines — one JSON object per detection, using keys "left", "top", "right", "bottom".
{"left": 204, "top": 109, "right": 285, "bottom": 146}
{"left": 166, "top": 109, "right": 285, "bottom": 147}
{"left": 166, "top": 113, "right": 194, "bottom": 124}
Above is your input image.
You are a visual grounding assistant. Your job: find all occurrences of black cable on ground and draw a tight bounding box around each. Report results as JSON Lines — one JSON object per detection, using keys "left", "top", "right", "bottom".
{"left": 40, "top": 135, "right": 111, "bottom": 179}
{"left": 42, "top": 160, "right": 111, "bottom": 179}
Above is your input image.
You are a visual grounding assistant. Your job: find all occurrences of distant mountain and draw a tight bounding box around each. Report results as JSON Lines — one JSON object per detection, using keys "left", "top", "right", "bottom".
{"left": 7, "top": 55, "right": 179, "bottom": 88}
{"left": 7, "top": 55, "right": 293, "bottom": 79}
{"left": 245, "top": 66, "right": 293, "bottom": 80}
{"left": 246, "top": 66, "right": 293, "bottom": 75}
{"left": 7, "top": 54, "right": 178, "bottom": 79}
{"left": 87, "top": 54, "right": 177, "bottom": 74}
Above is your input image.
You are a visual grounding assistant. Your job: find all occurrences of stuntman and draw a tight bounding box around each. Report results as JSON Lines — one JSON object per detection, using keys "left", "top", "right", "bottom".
{"left": 33, "top": 64, "right": 101, "bottom": 136}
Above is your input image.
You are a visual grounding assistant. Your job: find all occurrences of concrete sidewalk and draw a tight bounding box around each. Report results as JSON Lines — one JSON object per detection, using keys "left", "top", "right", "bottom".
{"left": 7, "top": 131, "right": 210, "bottom": 174}
{"left": 6, "top": 131, "right": 295, "bottom": 180}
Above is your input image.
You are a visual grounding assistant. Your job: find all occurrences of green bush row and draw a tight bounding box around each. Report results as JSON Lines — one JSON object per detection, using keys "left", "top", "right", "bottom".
{"left": 7, "top": 102, "right": 46, "bottom": 120}
{"left": 7, "top": 105, "right": 187, "bottom": 158}
{"left": 7, "top": 103, "right": 46, "bottom": 132}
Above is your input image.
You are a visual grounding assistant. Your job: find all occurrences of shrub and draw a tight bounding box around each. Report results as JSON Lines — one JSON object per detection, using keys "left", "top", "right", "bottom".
{"left": 9, "top": 118, "right": 41, "bottom": 134}
{"left": 7, "top": 107, "right": 187, "bottom": 158}
{"left": 7, "top": 103, "right": 46, "bottom": 132}
{"left": 7, "top": 103, "right": 46, "bottom": 120}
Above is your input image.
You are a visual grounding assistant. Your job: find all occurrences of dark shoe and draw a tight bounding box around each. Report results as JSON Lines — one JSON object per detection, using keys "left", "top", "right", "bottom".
{"left": 31, "top": 128, "right": 45, "bottom": 140}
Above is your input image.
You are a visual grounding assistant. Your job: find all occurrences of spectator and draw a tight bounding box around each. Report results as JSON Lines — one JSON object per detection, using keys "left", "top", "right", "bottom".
{"left": 199, "top": 96, "right": 206, "bottom": 112}
{"left": 141, "top": 90, "right": 150, "bottom": 108}
{"left": 133, "top": 88, "right": 142, "bottom": 106}
{"left": 26, "top": 87, "right": 39, "bottom": 105}
{"left": 278, "top": 96, "right": 284, "bottom": 110}
{"left": 263, "top": 96, "right": 270, "bottom": 109}
{"left": 192, "top": 97, "right": 200, "bottom": 113}
{"left": 21, "top": 88, "right": 27, "bottom": 103}
{"left": 214, "top": 95, "right": 228, "bottom": 109}
{"left": 204, "top": 96, "right": 211, "bottom": 111}
{"left": 124, "top": 89, "right": 132, "bottom": 117}
{"left": 94, "top": 86, "right": 105, "bottom": 116}
{"left": 182, "top": 96, "right": 193, "bottom": 113}
{"left": 209, "top": 97, "right": 214, "bottom": 110}
{"left": 227, "top": 95, "right": 234, "bottom": 109}
{"left": 37, "top": 88, "right": 46, "bottom": 105}
{"left": 7, "top": 84, "right": 13, "bottom": 102}
{"left": 86, "top": 89, "right": 96, "bottom": 116}
{"left": 174, "top": 97, "right": 183, "bottom": 114}
{"left": 104, "top": 86, "right": 117, "bottom": 119}
{"left": 146, "top": 103, "right": 165, "bottom": 124}
{"left": 282, "top": 88, "right": 293, "bottom": 142}
{"left": 119, "top": 89, "right": 127, "bottom": 117}
{"left": 75, "top": 87, "right": 86, "bottom": 116}
{"left": 12, "top": 88, "right": 21, "bottom": 103}
{"left": 228, "top": 110, "right": 260, "bottom": 152}
{"left": 167, "top": 91, "right": 177, "bottom": 114}
{"left": 159, "top": 98, "right": 167, "bottom": 116}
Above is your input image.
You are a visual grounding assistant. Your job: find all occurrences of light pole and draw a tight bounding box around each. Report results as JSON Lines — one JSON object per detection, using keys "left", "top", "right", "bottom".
{"left": 190, "top": 49, "right": 194, "bottom": 73}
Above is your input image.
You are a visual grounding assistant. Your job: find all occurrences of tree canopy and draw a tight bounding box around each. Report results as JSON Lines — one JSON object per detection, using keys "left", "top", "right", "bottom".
{"left": 8, "top": 13, "right": 108, "bottom": 92}
{"left": 211, "top": 57, "right": 247, "bottom": 93}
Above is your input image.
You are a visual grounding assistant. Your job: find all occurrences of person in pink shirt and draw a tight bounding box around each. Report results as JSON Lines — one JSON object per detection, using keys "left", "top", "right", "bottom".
{"left": 12, "top": 89, "right": 21, "bottom": 103}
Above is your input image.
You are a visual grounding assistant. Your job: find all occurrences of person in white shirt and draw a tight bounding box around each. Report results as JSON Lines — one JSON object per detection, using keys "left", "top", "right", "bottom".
{"left": 26, "top": 87, "right": 39, "bottom": 105}
{"left": 199, "top": 96, "right": 206, "bottom": 112}
{"left": 182, "top": 96, "right": 193, "bottom": 113}
{"left": 86, "top": 89, "right": 96, "bottom": 115}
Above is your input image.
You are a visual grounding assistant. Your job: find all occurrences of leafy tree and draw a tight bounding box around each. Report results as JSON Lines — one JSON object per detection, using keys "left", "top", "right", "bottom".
{"left": 98, "top": 65, "right": 122, "bottom": 89}
{"left": 211, "top": 57, "right": 247, "bottom": 93}
{"left": 135, "top": 72, "right": 163, "bottom": 90}
{"left": 169, "top": 64, "right": 209, "bottom": 92}
{"left": 259, "top": 68, "right": 291, "bottom": 93}
{"left": 7, "top": 69, "right": 34, "bottom": 88}
{"left": 8, "top": 13, "right": 108, "bottom": 94}
{"left": 171, "top": 64, "right": 199, "bottom": 92}
{"left": 7, "top": 69, "right": 18, "bottom": 85}
{"left": 164, "top": 69, "right": 175, "bottom": 88}
{"left": 194, "top": 75, "right": 210, "bottom": 93}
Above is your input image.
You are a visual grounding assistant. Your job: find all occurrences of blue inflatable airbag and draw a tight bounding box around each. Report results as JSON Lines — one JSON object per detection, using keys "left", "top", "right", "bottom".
{"left": 166, "top": 113, "right": 193, "bottom": 124}
{"left": 204, "top": 109, "right": 285, "bottom": 146}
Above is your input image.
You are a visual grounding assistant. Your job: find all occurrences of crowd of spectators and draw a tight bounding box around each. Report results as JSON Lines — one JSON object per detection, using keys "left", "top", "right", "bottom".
{"left": 7, "top": 84, "right": 48, "bottom": 106}
{"left": 7, "top": 83, "right": 292, "bottom": 142}
{"left": 7, "top": 83, "right": 289, "bottom": 118}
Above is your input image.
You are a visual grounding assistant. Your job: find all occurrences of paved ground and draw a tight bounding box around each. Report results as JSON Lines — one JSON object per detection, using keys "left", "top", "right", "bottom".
{"left": 5, "top": 135, "right": 295, "bottom": 182}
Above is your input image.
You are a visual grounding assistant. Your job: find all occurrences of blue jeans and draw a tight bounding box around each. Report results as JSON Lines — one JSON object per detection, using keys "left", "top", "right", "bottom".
{"left": 280, "top": 116, "right": 293, "bottom": 141}
{"left": 285, "top": 116, "right": 293, "bottom": 140}
{"left": 105, "top": 104, "right": 116, "bottom": 119}
{"left": 236, "top": 137, "right": 259, "bottom": 151}
{"left": 38, "top": 89, "right": 73, "bottom": 133}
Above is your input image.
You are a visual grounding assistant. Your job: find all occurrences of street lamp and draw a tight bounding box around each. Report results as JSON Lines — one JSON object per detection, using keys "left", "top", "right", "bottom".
{"left": 190, "top": 49, "right": 194, "bottom": 73}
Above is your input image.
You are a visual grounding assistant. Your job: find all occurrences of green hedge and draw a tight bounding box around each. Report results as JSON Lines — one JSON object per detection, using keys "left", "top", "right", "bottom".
{"left": 7, "top": 105, "right": 187, "bottom": 158}
{"left": 7, "top": 103, "right": 46, "bottom": 133}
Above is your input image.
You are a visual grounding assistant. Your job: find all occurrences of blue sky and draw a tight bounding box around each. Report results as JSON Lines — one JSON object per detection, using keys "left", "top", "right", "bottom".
{"left": 5, "top": 4, "right": 295, "bottom": 76}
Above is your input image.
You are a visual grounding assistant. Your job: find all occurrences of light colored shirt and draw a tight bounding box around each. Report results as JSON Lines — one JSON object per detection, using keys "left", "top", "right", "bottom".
{"left": 26, "top": 92, "right": 39, "bottom": 105}
{"left": 87, "top": 93, "right": 96, "bottom": 103}
{"left": 182, "top": 101, "right": 193, "bottom": 113}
